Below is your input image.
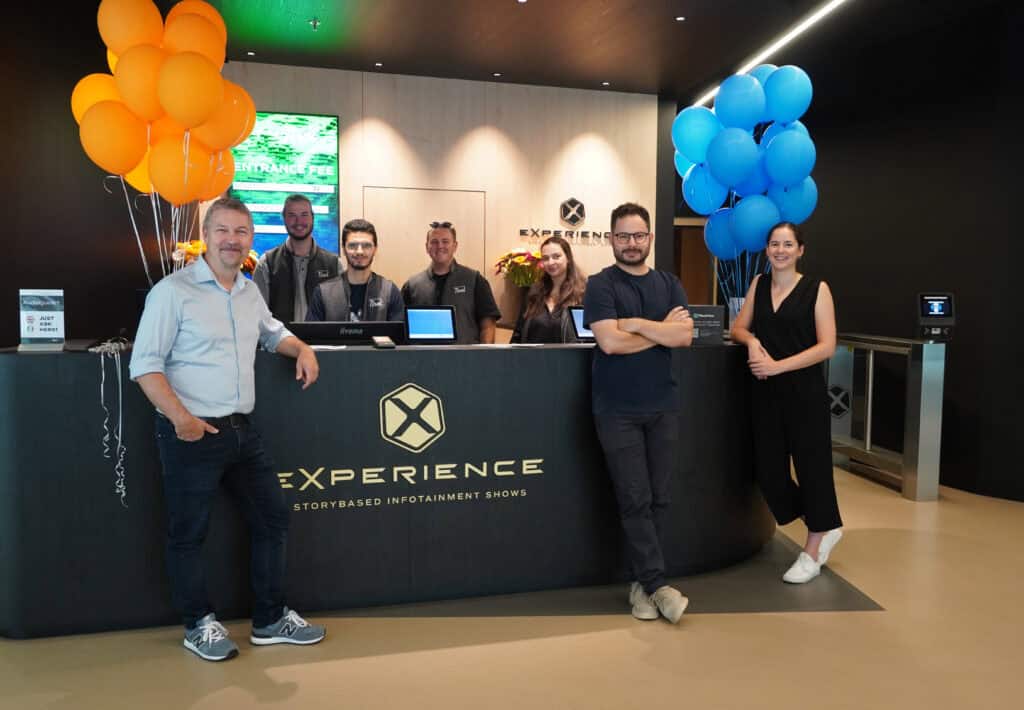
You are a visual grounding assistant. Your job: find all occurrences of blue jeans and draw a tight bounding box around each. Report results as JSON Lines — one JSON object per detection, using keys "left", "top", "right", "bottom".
{"left": 155, "top": 414, "right": 288, "bottom": 629}
{"left": 595, "top": 412, "right": 679, "bottom": 596}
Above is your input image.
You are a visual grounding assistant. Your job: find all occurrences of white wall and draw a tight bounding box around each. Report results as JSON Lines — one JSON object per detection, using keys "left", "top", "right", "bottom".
{"left": 223, "top": 62, "right": 659, "bottom": 322}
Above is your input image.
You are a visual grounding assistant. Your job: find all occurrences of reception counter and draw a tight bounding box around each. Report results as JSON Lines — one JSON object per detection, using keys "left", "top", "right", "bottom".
{"left": 0, "top": 345, "right": 774, "bottom": 638}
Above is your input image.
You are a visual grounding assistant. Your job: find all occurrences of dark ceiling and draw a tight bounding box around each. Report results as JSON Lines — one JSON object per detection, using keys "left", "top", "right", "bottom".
{"left": 158, "top": 0, "right": 1001, "bottom": 104}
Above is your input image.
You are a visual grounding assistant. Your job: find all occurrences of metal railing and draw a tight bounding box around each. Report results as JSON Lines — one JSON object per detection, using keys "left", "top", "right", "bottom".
{"left": 827, "top": 333, "right": 947, "bottom": 501}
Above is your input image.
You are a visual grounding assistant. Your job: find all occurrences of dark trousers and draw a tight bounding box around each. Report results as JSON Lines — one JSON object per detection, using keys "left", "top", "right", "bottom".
{"left": 752, "top": 374, "right": 843, "bottom": 533}
{"left": 155, "top": 414, "right": 289, "bottom": 629}
{"left": 595, "top": 411, "right": 678, "bottom": 595}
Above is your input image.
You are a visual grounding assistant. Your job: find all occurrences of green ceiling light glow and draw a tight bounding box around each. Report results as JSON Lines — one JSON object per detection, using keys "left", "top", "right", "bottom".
{"left": 217, "top": 0, "right": 356, "bottom": 52}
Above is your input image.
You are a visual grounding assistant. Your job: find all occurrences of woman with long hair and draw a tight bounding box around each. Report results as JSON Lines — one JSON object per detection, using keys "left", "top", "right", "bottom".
{"left": 511, "top": 236, "right": 587, "bottom": 343}
{"left": 730, "top": 222, "right": 843, "bottom": 584}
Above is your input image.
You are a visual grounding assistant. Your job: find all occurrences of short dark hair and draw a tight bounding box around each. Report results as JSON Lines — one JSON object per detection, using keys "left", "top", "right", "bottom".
{"left": 767, "top": 221, "right": 804, "bottom": 247}
{"left": 426, "top": 224, "right": 457, "bottom": 240}
{"left": 281, "top": 194, "right": 312, "bottom": 216}
{"left": 342, "top": 218, "right": 378, "bottom": 246}
{"left": 203, "top": 197, "right": 253, "bottom": 233}
{"left": 610, "top": 202, "right": 650, "bottom": 232}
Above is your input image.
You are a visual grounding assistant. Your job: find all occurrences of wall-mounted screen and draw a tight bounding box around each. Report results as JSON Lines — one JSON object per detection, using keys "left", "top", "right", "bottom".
{"left": 229, "top": 112, "right": 340, "bottom": 256}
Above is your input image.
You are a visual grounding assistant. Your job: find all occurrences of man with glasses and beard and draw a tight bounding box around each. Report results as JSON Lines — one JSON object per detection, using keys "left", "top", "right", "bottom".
{"left": 401, "top": 220, "right": 501, "bottom": 344}
{"left": 306, "top": 218, "right": 404, "bottom": 322}
{"left": 582, "top": 202, "right": 695, "bottom": 625}
{"left": 253, "top": 194, "right": 344, "bottom": 323}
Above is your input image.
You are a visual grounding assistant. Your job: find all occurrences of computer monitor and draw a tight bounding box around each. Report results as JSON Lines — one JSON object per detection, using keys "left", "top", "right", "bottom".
{"left": 405, "top": 306, "right": 458, "bottom": 344}
{"left": 568, "top": 307, "right": 595, "bottom": 342}
{"left": 288, "top": 321, "right": 406, "bottom": 346}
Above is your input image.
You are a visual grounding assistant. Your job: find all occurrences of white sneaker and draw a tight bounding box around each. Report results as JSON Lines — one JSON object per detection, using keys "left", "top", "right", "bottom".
{"left": 817, "top": 528, "right": 843, "bottom": 566}
{"left": 782, "top": 552, "right": 821, "bottom": 583}
{"left": 629, "top": 582, "right": 658, "bottom": 620}
{"left": 651, "top": 585, "right": 689, "bottom": 624}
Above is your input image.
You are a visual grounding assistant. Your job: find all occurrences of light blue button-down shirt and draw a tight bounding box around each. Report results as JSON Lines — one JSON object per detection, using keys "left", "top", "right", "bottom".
{"left": 129, "top": 256, "right": 293, "bottom": 417}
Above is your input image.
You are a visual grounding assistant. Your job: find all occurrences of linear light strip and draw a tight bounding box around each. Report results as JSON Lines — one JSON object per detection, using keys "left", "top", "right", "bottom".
{"left": 692, "top": 0, "right": 854, "bottom": 107}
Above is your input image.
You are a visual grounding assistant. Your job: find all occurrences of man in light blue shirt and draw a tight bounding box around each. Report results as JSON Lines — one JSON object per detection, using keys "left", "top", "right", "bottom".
{"left": 130, "top": 197, "right": 326, "bottom": 662}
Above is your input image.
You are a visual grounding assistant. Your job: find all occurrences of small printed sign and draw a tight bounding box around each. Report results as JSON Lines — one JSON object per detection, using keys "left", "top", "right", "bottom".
{"left": 19, "top": 289, "right": 65, "bottom": 349}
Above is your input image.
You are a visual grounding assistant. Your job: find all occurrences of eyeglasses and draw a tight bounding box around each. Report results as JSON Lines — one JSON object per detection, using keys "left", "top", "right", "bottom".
{"left": 612, "top": 231, "right": 650, "bottom": 245}
{"left": 345, "top": 241, "right": 375, "bottom": 251}
{"left": 429, "top": 221, "right": 453, "bottom": 229}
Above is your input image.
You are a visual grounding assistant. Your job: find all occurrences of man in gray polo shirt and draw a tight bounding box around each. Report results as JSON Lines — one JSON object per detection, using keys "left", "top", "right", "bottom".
{"left": 400, "top": 221, "right": 501, "bottom": 344}
{"left": 130, "top": 197, "right": 326, "bottom": 662}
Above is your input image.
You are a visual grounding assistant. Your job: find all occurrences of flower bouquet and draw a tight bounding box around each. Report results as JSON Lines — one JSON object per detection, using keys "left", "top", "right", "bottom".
{"left": 494, "top": 248, "right": 543, "bottom": 288}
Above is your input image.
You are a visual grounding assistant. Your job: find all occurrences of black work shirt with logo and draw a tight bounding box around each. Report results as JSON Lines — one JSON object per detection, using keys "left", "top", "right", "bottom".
{"left": 349, "top": 283, "right": 368, "bottom": 320}
{"left": 583, "top": 265, "right": 688, "bottom": 415}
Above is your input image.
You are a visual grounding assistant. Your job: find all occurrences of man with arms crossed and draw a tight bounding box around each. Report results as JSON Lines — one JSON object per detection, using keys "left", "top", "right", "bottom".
{"left": 130, "top": 197, "right": 326, "bottom": 661}
{"left": 253, "top": 193, "right": 342, "bottom": 323}
{"left": 401, "top": 221, "right": 501, "bottom": 344}
{"left": 583, "top": 202, "right": 694, "bottom": 624}
{"left": 306, "top": 218, "right": 404, "bottom": 322}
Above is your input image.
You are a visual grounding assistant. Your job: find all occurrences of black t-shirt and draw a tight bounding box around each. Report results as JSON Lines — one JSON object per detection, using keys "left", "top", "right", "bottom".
{"left": 349, "top": 282, "right": 368, "bottom": 320}
{"left": 583, "top": 265, "right": 688, "bottom": 414}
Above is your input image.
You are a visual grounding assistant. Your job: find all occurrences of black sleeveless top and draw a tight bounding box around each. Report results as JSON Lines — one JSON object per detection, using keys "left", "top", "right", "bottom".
{"left": 751, "top": 273, "right": 823, "bottom": 374}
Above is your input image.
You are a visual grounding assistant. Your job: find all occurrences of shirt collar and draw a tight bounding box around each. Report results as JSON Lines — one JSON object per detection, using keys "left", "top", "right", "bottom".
{"left": 192, "top": 254, "right": 246, "bottom": 293}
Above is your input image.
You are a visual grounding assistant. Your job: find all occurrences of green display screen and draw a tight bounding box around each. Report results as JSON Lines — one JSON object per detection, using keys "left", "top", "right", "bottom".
{"left": 229, "top": 112, "right": 340, "bottom": 255}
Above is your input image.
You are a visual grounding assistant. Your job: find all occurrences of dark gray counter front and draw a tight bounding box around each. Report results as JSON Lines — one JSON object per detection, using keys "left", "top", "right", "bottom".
{"left": 0, "top": 345, "right": 774, "bottom": 638}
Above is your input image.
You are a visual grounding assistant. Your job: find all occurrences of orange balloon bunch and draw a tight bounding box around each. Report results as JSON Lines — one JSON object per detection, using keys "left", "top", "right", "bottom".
{"left": 73, "top": 0, "right": 256, "bottom": 205}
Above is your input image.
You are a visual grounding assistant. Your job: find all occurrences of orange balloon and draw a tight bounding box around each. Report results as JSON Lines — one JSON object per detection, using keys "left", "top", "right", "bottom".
{"left": 191, "top": 81, "right": 249, "bottom": 151}
{"left": 115, "top": 45, "right": 167, "bottom": 121}
{"left": 157, "top": 52, "right": 223, "bottom": 128}
{"left": 149, "top": 114, "right": 185, "bottom": 146}
{"left": 107, "top": 49, "right": 119, "bottom": 73}
{"left": 71, "top": 73, "right": 121, "bottom": 124}
{"left": 163, "top": 13, "right": 225, "bottom": 70}
{"left": 79, "top": 101, "right": 148, "bottom": 175}
{"left": 125, "top": 150, "right": 153, "bottom": 193}
{"left": 198, "top": 150, "right": 236, "bottom": 201}
{"left": 97, "top": 0, "right": 163, "bottom": 55}
{"left": 166, "top": 1, "right": 227, "bottom": 44}
{"left": 149, "top": 133, "right": 212, "bottom": 205}
{"left": 231, "top": 88, "right": 257, "bottom": 147}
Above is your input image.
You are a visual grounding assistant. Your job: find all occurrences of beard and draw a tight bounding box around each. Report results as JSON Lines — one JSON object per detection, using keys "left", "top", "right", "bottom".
{"left": 287, "top": 227, "right": 312, "bottom": 240}
{"left": 348, "top": 261, "right": 371, "bottom": 271}
{"left": 614, "top": 246, "right": 649, "bottom": 265}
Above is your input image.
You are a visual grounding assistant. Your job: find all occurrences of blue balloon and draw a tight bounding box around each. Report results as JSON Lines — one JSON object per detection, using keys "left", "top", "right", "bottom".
{"left": 706, "top": 127, "right": 759, "bottom": 187}
{"left": 682, "top": 164, "right": 728, "bottom": 216}
{"left": 704, "top": 208, "right": 740, "bottom": 260}
{"left": 759, "top": 119, "right": 809, "bottom": 146}
{"left": 671, "top": 106, "right": 722, "bottom": 165}
{"left": 674, "top": 150, "right": 694, "bottom": 178}
{"left": 733, "top": 146, "right": 770, "bottom": 197}
{"left": 764, "top": 130, "right": 816, "bottom": 187}
{"left": 749, "top": 64, "right": 778, "bottom": 87}
{"left": 768, "top": 176, "right": 818, "bottom": 224}
{"left": 714, "top": 74, "right": 766, "bottom": 131}
{"left": 764, "top": 65, "right": 813, "bottom": 124}
{"left": 730, "top": 195, "right": 781, "bottom": 252}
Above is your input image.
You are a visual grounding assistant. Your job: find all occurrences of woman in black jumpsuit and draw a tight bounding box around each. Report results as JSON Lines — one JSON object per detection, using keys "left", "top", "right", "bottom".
{"left": 731, "top": 222, "right": 843, "bottom": 584}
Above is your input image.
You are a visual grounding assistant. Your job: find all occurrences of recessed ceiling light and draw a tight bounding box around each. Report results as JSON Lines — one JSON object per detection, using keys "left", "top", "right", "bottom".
{"left": 246, "top": 51, "right": 255, "bottom": 56}
{"left": 675, "top": 16, "right": 686, "bottom": 22}
{"left": 375, "top": 62, "right": 383, "bottom": 67}
{"left": 517, "top": 0, "right": 528, "bottom": 4}
{"left": 493, "top": 72, "right": 502, "bottom": 77}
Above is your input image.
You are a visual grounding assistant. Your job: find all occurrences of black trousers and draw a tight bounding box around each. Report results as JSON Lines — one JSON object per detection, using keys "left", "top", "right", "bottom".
{"left": 595, "top": 411, "right": 678, "bottom": 595}
{"left": 752, "top": 372, "right": 842, "bottom": 533}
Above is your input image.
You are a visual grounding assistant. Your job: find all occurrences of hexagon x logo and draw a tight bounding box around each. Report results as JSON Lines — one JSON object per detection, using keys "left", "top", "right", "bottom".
{"left": 829, "top": 385, "right": 851, "bottom": 418}
{"left": 560, "top": 197, "right": 585, "bottom": 226}
{"left": 379, "top": 383, "right": 446, "bottom": 453}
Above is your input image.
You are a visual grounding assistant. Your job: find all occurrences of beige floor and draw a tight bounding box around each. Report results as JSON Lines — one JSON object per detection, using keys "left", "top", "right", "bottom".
{"left": 2, "top": 469, "right": 1022, "bottom": 710}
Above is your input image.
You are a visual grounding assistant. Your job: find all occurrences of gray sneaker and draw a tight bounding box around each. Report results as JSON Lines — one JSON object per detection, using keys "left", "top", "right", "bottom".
{"left": 250, "top": 607, "right": 326, "bottom": 646}
{"left": 629, "top": 582, "right": 658, "bottom": 620}
{"left": 184, "top": 613, "right": 239, "bottom": 662}
{"left": 651, "top": 585, "right": 689, "bottom": 624}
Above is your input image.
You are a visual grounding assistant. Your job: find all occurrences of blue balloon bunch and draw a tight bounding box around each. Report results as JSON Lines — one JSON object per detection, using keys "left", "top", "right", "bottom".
{"left": 671, "top": 64, "right": 819, "bottom": 309}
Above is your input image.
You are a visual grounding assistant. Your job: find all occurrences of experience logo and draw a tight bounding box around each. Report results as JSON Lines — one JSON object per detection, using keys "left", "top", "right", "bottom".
{"left": 379, "top": 383, "right": 446, "bottom": 453}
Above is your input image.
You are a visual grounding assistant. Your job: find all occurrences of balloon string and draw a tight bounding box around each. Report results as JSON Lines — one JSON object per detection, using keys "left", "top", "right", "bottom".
{"left": 120, "top": 176, "right": 153, "bottom": 287}
{"left": 183, "top": 130, "right": 191, "bottom": 196}
{"left": 150, "top": 191, "right": 167, "bottom": 277}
